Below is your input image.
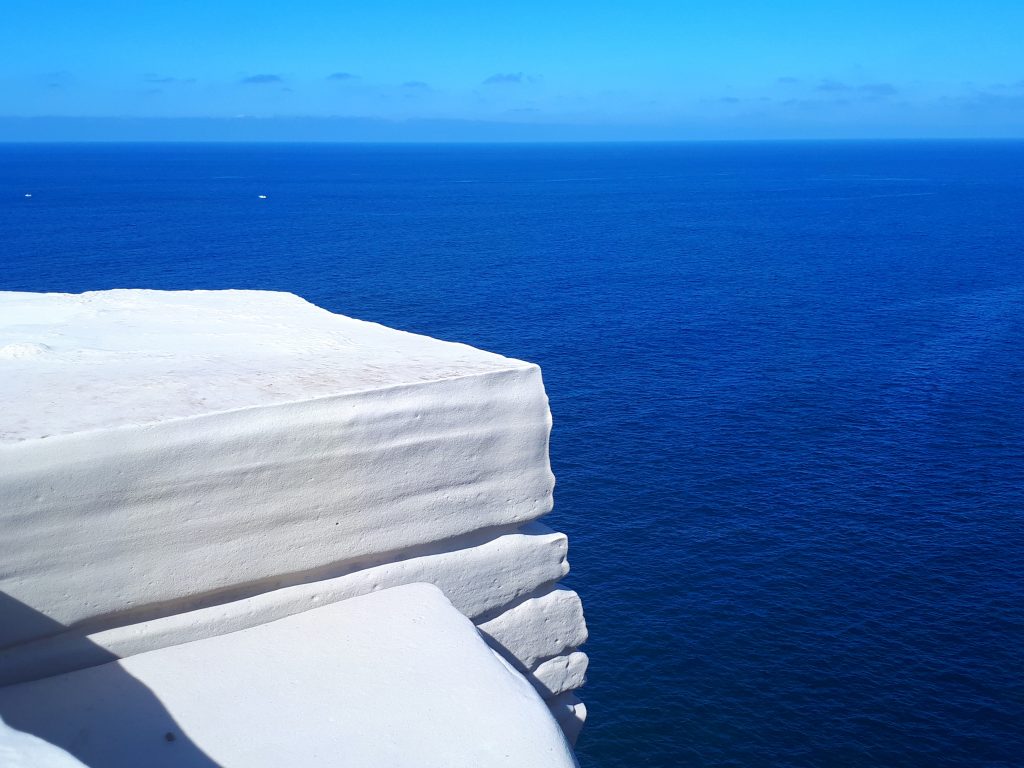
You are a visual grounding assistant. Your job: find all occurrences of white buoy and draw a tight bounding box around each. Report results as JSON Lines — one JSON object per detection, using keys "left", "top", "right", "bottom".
{"left": 258, "top": 194, "right": 267, "bottom": 199}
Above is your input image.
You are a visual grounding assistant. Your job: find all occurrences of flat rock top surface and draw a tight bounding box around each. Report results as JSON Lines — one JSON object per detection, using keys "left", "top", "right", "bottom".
{"left": 0, "top": 290, "right": 529, "bottom": 442}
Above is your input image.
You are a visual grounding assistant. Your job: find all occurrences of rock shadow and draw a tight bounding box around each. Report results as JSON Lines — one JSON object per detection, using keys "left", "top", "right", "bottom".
{"left": 0, "top": 592, "right": 223, "bottom": 767}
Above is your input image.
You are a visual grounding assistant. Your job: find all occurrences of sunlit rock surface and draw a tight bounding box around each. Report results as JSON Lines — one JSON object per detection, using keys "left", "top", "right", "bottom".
{"left": 0, "top": 716, "right": 86, "bottom": 768}
{"left": 0, "top": 290, "right": 587, "bottom": 760}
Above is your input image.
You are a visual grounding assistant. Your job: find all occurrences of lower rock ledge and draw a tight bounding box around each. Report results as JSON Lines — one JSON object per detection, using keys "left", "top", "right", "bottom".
{"left": 0, "top": 584, "right": 579, "bottom": 768}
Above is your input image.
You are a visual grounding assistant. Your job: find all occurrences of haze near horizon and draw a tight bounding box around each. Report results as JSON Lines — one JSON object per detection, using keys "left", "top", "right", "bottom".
{"left": 2, "top": 0, "right": 1022, "bottom": 141}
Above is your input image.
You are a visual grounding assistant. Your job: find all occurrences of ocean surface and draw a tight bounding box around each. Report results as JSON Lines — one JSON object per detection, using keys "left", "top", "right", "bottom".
{"left": 2, "top": 141, "right": 1023, "bottom": 767}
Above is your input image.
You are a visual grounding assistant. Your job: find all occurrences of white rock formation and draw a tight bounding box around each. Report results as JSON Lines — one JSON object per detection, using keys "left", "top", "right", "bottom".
{"left": 547, "top": 693, "right": 589, "bottom": 748}
{"left": 0, "top": 290, "right": 587, "bottom": 761}
{"left": 0, "top": 584, "right": 578, "bottom": 767}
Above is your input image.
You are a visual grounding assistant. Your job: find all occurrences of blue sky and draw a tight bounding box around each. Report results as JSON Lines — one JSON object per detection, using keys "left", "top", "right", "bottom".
{"left": 2, "top": 0, "right": 1022, "bottom": 140}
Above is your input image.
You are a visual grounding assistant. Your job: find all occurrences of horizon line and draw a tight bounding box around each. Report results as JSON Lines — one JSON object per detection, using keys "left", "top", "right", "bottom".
{"left": 1, "top": 115, "right": 1021, "bottom": 143}
{"left": 3, "top": 137, "right": 1023, "bottom": 144}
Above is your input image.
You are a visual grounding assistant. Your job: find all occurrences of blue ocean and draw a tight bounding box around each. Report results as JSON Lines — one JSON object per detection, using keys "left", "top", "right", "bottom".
{"left": 2, "top": 141, "right": 1023, "bottom": 767}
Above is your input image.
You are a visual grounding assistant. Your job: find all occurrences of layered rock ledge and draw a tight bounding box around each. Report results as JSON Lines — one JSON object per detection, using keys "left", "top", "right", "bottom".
{"left": 0, "top": 290, "right": 587, "bottom": 766}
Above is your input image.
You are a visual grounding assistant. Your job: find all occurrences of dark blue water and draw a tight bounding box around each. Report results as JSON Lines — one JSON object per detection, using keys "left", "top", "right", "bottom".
{"left": 3, "top": 142, "right": 1023, "bottom": 767}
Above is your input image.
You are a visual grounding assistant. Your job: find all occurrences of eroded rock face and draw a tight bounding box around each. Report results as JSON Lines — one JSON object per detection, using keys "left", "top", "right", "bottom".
{"left": 0, "top": 290, "right": 587, "bottom": 758}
